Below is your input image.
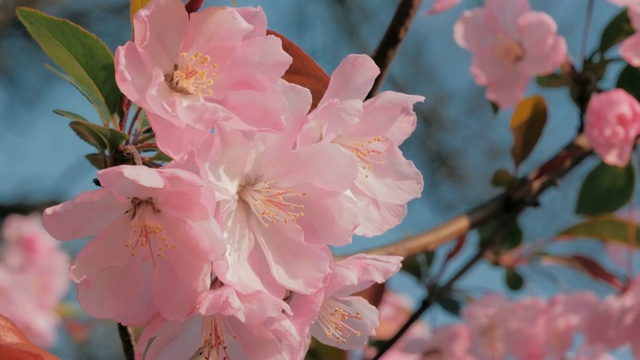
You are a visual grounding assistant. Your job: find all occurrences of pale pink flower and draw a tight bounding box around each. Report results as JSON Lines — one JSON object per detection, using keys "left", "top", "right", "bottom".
{"left": 585, "top": 89, "right": 640, "bottom": 167}
{"left": 425, "top": 0, "right": 462, "bottom": 16}
{"left": 462, "top": 293, "right": 509, "bottom": 360}
{"left": 546, "top": 292, "right": 599, "bottom": 358}
{"left": 297, "top": 54, "right": 424, "bottom": 237}
{"left": 136, "top": 285, "right": 301, "bottom": 360}
{"left": 43, "top": 165, "right": 224, "bottom": 325}
{"left": 115, "top": 0, "right": 291, "bottom": 158}
{"left": 608, "top": 2, "right": 640, "bottom": 69}
{"left": 402, "top": 324, "right": 475, "bottom": 360}
{"left": 0, "top": 214, "right": 70, "bottom": 347}
{"left": 501, "top": 297, "right": 548, "bottom": 360}
{"left": 454, "top": 0, "right": 567, "bottom": 108}
{"left": 310, "top": 255, "right": 401, "bottom": 350}
{"left": 194, "top": 81, "right": 361, "bottom": 296}
{"left": 375, "top": 291, "right": 415, "bottom": 340}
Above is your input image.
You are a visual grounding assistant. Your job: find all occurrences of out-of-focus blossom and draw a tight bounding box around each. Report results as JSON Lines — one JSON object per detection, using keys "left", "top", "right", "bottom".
{"left": 424, "top": 0, "right": 462, "bottom": 16}
{"left": 298, "top": 54, "right": 424, "bottom": 237}
{"left": 584, "top": 89, "right": 640, "bottom": 167}
{"left": 115, "top": 0, "right": 291, "bottom": 158}
{"left": 608, "top": 0, "right": 640, "bottom": 66}
{"left": 43, "top": 165, "right": 224, "bottom": 325}
{"left": 0, "top": 214, "right": 70, "bottom": 347}
{"left": 454, "top": 0, "right": 567, "bottom": 108}
{"left": 546, "top": 292, "right": 599, "bottom": 358}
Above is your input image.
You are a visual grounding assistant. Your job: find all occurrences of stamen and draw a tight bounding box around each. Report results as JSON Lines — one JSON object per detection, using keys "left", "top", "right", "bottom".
{"left": 317, "top": 299, "right": 363, "bottom": 345}
{"left": 496, "top": 33, "right": 525, "bottom": 63}
{"left": 199, "top": 316, "right": 231, "bottom": 360}
{"left": 123, "top": 197, "right": 175, "bottom": 267}
{"left": 165, "top": 51, "right": 218, "bottom": 97}
{"left": 238, "top": 180, "right": 305, "bottom": 227}
{"left": 334, "top": 136, "right": 387, "bottom": 174}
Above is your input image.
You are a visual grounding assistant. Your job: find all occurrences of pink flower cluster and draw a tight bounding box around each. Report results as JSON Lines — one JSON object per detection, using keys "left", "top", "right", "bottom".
{"left": 0, "top": 214, "right": 70, "bottom": 347}
{"left": 454, "top": 0, "right": 567, "bottom": 108}
{"left": 43, "top": 0, "right": 423, "bottom": 358}
{"left": 585, "top": 89, "right": 640, "bottom": 167}
{"left": 377, "top": 286, "right": 640, "bottom": 360}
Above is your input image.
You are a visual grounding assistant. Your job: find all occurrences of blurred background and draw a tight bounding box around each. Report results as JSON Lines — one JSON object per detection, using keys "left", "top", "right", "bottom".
{"left": 0, "top": 0, "right": 635, "bottom": 358}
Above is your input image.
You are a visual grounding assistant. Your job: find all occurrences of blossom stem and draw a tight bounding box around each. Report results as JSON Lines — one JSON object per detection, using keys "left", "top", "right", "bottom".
{"left": 579, "top": 0, "right": 596, "bottom": 70}
{"left": 117, "top": 323, "right": 135, "bottom": 360}
{"left": 367, "top": 0, "right": 423, "bottom": 99}
{"left": 127, "top": 107, "right": 143, "bottom": 143}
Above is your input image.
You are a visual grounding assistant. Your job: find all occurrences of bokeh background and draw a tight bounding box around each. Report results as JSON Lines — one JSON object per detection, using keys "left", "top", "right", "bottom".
{"left": 0, "top": 0, "right": 636, "bottom": 358}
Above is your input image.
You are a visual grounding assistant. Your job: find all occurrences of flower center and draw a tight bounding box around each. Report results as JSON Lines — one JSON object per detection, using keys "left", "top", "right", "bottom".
{"left": 198, "top": 315, "right": 230, "bottom": 360}
{"left": 334, "top": 136, "right": 386, "bottom": 174}
{"left": 124, "top": 197, "right": 175, "bottom": 267}
{"left": 165, "top": 51, "right": 217, "bottom": 97}
{"left": 496, "top": 34, "right": 525, "bottom": 63}
{"left": 238, "top": 179, "right": 305, "bottom": 227}
{"left": 317, "top": 298, "right": 363, "bottom": 345}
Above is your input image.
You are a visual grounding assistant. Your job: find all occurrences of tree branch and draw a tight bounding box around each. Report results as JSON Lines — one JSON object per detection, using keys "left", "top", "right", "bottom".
{"left": 367, "top": 0, "right": 423, "bottom": 98}
{"left": 371, "top": 134, "right": 593, "bottom": 359}
{"left": 117, "top": 323, "right": 135, "bottom": 360}
{"left": 358, "top": 133, "right": 593, "bottom": 260}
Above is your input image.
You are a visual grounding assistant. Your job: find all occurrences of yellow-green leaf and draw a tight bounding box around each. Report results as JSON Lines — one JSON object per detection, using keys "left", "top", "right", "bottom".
{"left": 510, "top": 95, "right": 547, "bottom": 168}
{"left": 557, "top": 216, "right": 640, "bottom": 246}
{"left": 16, "top": 8, "right": 121, "bottom": 125}
{"left": 130, "top": 0, "right": 152, "bottom": 22}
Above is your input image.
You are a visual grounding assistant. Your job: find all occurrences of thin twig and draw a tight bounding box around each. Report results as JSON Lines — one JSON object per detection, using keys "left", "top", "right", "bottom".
{"left": 117, "top": 323, "right": 135, "bottom": 360}
{"left": 367, "top": 0, "right": 423, "bottom": 98}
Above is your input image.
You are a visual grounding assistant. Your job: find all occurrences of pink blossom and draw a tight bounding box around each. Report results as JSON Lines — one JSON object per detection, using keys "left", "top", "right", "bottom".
{"left": 607, "top": 2, "right": 640, "bottom": 69}
{"left": 0, "top": 214, "right": 70, "bottom": 347}
{"left": 585, "top": 89, "right": 640, "bottom": 167}
{"left": 296, "top": 254, "right": 402, "bottom": 350}
{"left": 43, "top": 165, "right": 224, "bottom": 325}
{"left": 136, "top": 285, "right": 301, "bottom": 360}
{"left": 454, "top": 0, "right": 567, "bottom": 108}
{"left": 425, "top": 0, "right": 462, "bottom": 16}
{"left": 375, "top": 291, "right": 415, "bottom": 340}
{"left": 115, "top": 0, "right": 292, "bottom": 158}
{"left": 546, "top": 292, "right": 599, "bottom": 358}
{"left": 297, "top": 54, "right": 424, "bottom": 237}
{"left": 192, "top": 81, "right": 361, "bottom": 296}
{"left": 463, "top": 293, "right": 509, "bottom": 359}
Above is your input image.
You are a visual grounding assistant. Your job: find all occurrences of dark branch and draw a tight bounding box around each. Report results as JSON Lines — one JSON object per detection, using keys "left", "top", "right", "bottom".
{"left": 370, "top": 134, "right": 593, "bottom": 358}
{"left": 367, "top": 0, "right": 423, "bottom": 98}
{"left": 117, "top": 323, "right": 135, "bottom": 360}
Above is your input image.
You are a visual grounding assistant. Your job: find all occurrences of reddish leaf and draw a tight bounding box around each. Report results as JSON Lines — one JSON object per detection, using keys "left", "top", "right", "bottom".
{"left": 0, "top": 314, "right": 59, "bottom": 360}
{"left": 446, "top": 234, "right": 466, "bottom": 261}
{"left": 267, "top": 30, "right": 329, "bottom": 111}
{"left": 356, "top": 282, "right": 386, "bottom": 309}
{"left": 541, "top": 254, "right": 622, "bottom": 290}
{"left": 184, "top": 0, "right": 204, "bottom": 14}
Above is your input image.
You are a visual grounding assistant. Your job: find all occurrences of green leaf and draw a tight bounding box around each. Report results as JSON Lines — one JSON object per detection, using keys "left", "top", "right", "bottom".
{"left": 490, "top": 101, "right": 499, "bottom": 115}
{"left": 53, "top": 109, "right": 89, "bottom": 123}
{"left": 150, "top": 151, "right": 173, "bottom": 163}
{"left": 536, "top": 73, "right": 569, "bottom": 88}
{"left": 557, "top": 216, "right": 640, "bottom": 245}
{"left": 510, "top": 95, "right": 547, "bottom": 168}
{"left": 478, "top": 219, "right": 523, "bottom": 251}
{"left": 400, "top": 256, "right": 423, "bottom": 279}
{"left": 16, "top": 8, "right": 121, "bottom": 125}
{"left": 576, "top": 161, "right": 634, "bottom": 216}
{"left": 85, "top": 153, "right": 107, "bottom": 170}
{"left": 491, "top": 169, "right": 514, "bottom": 188}
{"left": 505, "top": 268, "right": 524, "bottom": 291}
{"left": 69, "top": 120, "right": 127, "bottom": 152}
{"left": 435, "top": 294, "right": 461, "bottom": 316}
{"left": 598, "top": 10, "right": 634, "bottom": 54}
{"left": 616, "top": 65, "right": 640, "bottom": 102}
